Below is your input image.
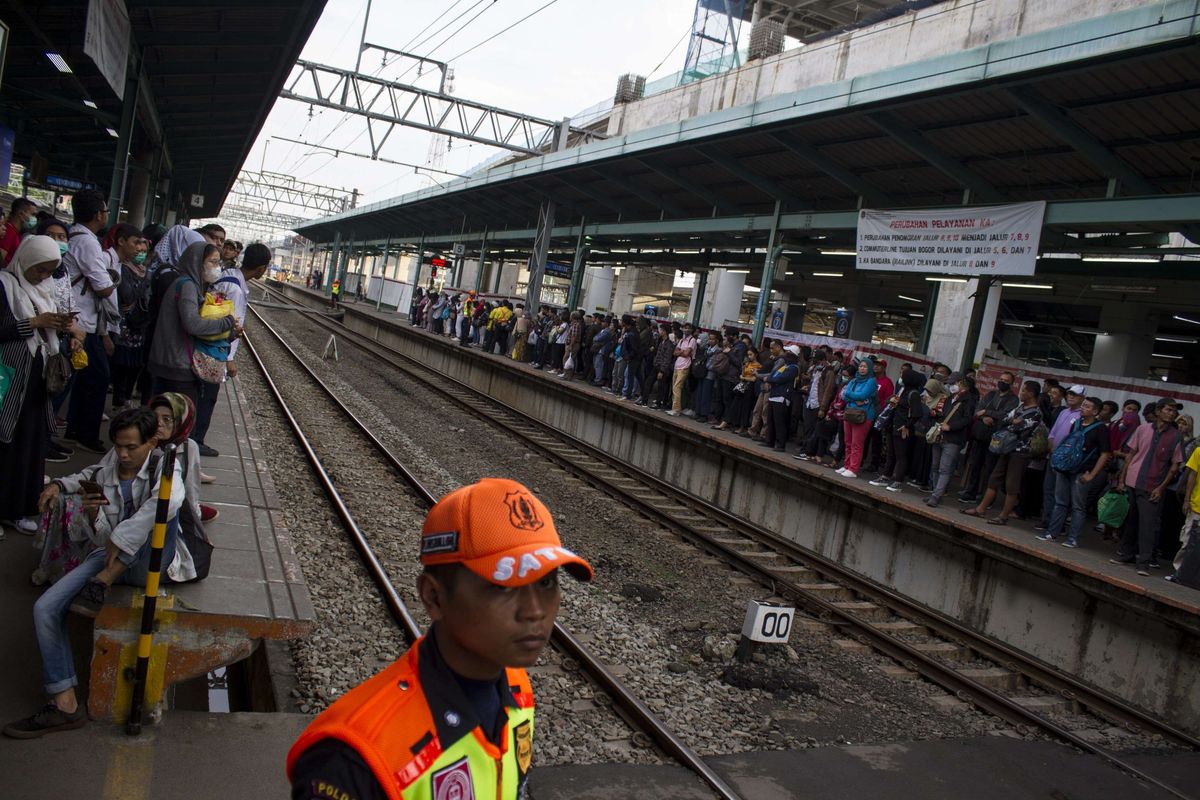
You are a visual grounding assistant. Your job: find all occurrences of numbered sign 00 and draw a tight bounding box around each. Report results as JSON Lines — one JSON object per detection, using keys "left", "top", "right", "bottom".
{"left": 741, "top": 600, "right": 795, "bottom": 644}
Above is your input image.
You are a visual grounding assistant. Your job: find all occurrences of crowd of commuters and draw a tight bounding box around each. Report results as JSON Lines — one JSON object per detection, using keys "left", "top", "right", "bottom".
{"left": 400, "top": 292, "right": 1200, "bottom": 587}
{"left": 0, "top": 192, "right": 271, "bottom": 738}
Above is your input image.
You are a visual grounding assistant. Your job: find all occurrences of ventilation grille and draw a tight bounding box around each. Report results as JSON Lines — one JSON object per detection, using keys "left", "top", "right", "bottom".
{"left": 748, "top": 19, "right": 785, "bottom": 61}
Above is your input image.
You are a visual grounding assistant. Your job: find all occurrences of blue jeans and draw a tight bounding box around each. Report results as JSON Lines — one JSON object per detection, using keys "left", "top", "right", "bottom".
{"left": 34, "top": 517, "right": 179, "bottom": 695}
{"left": 929, "top": 442, "right": 962, "bottom": 501}
{"left": 592, "top": 352, "right": 606, "bottom": 384}
{"left": 66, "top": 333, "right": 110, "bottom": 442}
{"left": 621, "top": 362, "right": 639, "bottom": 399}
{"left": 1047, "top": 471, "right": 1099, "bottom": 543}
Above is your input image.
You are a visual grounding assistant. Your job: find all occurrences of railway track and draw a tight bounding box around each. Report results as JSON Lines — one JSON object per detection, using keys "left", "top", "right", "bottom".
{"left": 240, "top": 305, "right": 742, "bottom": 800}
{"left": 255, "top": 284, "right": 1200, "bottom": 798}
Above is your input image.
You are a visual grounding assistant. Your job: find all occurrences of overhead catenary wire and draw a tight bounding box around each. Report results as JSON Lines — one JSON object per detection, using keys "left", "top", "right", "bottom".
{"left": 443, "top": 0, "right": 565, "bottom": 64}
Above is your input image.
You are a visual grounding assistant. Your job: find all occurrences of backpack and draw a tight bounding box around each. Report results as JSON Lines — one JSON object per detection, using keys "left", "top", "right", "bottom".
{"left": 1050, "top": 420, "right": 1102, "bottom": 473}
{"left": 1026, "top": 423, "right": 1050, "bottom": 458}
{"left": 120, "top": 267, "right": 154, "bottom": 334}
{"left": 913, "top": 395, "right": 933, "bottom": 434}
{"left": 710, "top": 350, "right": 730, "bottom": 378}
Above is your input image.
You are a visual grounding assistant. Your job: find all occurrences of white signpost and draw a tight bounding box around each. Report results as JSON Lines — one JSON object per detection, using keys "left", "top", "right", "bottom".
{"left": 856, "top": 201, "right": 1046, "bottom": 277}
{"left": 737, "top": 600, "right": 795, "bottom": 661}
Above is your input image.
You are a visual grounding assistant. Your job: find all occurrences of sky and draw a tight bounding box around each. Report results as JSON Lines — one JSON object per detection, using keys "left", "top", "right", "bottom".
{"left": 240, "top": 0, "right": 700, "bottom": 222}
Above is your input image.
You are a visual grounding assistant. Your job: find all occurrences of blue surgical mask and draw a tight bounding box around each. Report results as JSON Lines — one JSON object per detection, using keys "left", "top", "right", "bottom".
{"left": 56, "top": 241, "right": 69, "bottom": 256}
{"left": 133, "top": 252, "right": 147, "bottom": 265}
{"left": 23, "top": 217, "right": 37, "bottom": 231}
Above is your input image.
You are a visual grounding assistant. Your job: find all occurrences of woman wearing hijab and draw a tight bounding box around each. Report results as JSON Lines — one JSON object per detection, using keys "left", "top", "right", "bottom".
{"left": 147, "top": 241, "right": 237, "bottom": 405}
{"left": 151, "top": 392, "right": 218, "bottom": 528}
{"left": 871, "top": 368, "right": 927, "bottom": 493}
{"left": 911, "top": 377, "right": 950, "bottom": 492}
{"left": 839, "top": 359, "right": 878, "bottom": 479}
{"left": 0, "top": 237, "right": 72, "bottom": 535}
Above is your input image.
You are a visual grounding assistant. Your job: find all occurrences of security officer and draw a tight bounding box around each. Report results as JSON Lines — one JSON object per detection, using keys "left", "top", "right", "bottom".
{"left": 288, "top": 478, "right": 593, "bottom": 800}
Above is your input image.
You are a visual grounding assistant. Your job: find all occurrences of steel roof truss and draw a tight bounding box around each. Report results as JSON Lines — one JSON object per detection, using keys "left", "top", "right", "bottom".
{"left": 867, "top": 111, "right": 1004, "bottom": 203}
{"left": 696, "top": 144, "right": 803, "bottom": 206}
{"left": 768, "top": 130, "right": 893, "bottom": 205}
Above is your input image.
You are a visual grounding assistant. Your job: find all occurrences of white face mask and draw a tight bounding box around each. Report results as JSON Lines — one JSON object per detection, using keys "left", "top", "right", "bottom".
{"left": 203, "top": 265, "right": 221, "bottom": 284}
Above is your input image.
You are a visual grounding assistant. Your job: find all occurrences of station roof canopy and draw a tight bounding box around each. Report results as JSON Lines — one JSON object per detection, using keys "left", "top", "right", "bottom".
{"left": 295, "top": 3, "right": 1200, "bottom": 260}
{"left": 0, "top": 0, "right": 327, "bottom": 218}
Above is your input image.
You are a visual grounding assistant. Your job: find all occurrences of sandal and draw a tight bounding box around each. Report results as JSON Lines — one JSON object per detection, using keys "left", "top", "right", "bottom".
{"left": 987, "top": 516, "right": 1009, "bottom": 526}
{"left": 960, "top": 508, "right": 982, "bottom": 517}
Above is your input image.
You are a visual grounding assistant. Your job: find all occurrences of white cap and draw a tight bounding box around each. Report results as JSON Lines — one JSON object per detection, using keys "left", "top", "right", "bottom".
{"left": 785, "top": 345, "right": 801, "bottom": 357}
{"left": 1068, "top": 384, "right": 1087, "bottom": 396}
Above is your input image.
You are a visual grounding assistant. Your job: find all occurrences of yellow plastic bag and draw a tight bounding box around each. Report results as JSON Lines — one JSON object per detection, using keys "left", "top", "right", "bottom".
{"left": 71, "top": 348, "right": 90, "bottom": 369}
{"left": 196, "top": 293, "right": 234, "bottom": 341}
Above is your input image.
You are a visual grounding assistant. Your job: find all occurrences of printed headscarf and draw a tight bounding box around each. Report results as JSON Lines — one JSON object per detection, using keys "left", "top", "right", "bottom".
{"left": 1, "top": 235, "right": 62, "bottom": 360}
{"left": 924, "top": 378, "right": 948, "bottom": 409}
{"left": 150, "top": 392, "right": 196, "bottom": 445}
{"left": 153, "top": 225, "right": 204, "bottom": 267}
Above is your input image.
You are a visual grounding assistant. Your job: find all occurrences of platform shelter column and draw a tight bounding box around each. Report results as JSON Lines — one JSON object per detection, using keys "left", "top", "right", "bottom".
{"left": 1090, "top": 305, "right": 1156, "bottom": 378}
{"left": 583, "top": 265, "right": 615, "bottom": 314}
{"left": 926, "top": 280, "right": 1002, "bottom": 367}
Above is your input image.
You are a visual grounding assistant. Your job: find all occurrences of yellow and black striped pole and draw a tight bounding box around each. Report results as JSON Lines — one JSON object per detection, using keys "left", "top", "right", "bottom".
{"left": 126, "top": 443, "right": 176, "bottom": 736}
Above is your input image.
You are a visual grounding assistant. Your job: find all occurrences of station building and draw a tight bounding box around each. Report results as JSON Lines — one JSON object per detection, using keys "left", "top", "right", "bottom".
{"left": 296, "top": 0, "right": 1200, "bottom": 392}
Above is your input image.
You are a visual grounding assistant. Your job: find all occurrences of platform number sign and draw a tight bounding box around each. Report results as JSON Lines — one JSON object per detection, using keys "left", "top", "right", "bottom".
{"left": 452, "top": 243, "right": 465, "bottom": 257}
{"left": 741, "top": 600, "right": 795, "bottom": 644}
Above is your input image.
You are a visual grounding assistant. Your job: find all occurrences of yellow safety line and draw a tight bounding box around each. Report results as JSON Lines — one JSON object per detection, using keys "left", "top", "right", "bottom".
{"left": 101, "top": 740, "right": 155, "bottom": 800}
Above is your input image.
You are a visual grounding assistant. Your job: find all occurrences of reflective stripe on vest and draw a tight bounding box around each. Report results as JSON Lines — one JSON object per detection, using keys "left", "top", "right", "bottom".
{"left": 287, "top": 637, "right": 535, "bottom": 800}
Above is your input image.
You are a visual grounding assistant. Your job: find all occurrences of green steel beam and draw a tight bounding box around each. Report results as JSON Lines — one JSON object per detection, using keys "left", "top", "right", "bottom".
{"left": 768, "top": 130, "right": 893, "bottom": 205}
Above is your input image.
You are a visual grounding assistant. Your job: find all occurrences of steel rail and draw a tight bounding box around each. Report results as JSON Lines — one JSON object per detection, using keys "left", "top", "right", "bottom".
{"left": 241, "top": 330, "right": 422, "bottom": 641}
{"left": 256, "top": 284, "right": 1198, "bottom": 798}
{"left": 245, "top": 304, "right": 744, "bottom": 800}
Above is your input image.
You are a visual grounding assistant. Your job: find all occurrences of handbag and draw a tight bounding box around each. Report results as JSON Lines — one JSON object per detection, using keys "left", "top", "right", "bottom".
{"left": 45, "top": 352, "right": 74, "bottom": 395}
{"left": 844, "top": 408, "right": 867, "bottom": 425}
{"left": 1096, "top": 490, "right": 1130, "bottom": 528}
{"left": 925, "top": 399, "right": 963, "bottom": 445}
{"left": 988, "top": 428, "right": 1020, "bottom": 455}
{"left": 0, "top": 361, "right": 12, "bottom": 404}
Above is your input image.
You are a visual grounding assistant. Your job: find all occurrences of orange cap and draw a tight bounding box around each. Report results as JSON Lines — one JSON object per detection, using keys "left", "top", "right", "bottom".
{"left": 420, "top": 478, "right": 593, "bottom": 587}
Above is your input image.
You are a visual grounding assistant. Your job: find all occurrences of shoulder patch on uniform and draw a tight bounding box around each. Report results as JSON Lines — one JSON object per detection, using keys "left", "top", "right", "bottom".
{"left": 431, "top": 756, "right": 474, "bottom": 800}
{"left": 514, "top": 721, "right": 532, "bottom": 775}
{"left": 421, "top": 531, "right": 459, "bottom": 556}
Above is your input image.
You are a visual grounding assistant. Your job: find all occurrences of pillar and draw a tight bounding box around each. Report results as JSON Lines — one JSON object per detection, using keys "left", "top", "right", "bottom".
{"left": 124, "top": 150, "right": 153, "bottom": 228}
{"left": 847, "top": 309, "right": 877, "bottom": 341}
{"left": 926, "top": 280, "right": 1001, "bottom": 368}
{"left": 582, "top": 265, "right": 615, "bottom": 313}
{"left": 701, "top": 268, "right": 746, "bottom": 329}
{"left": 1090, "top": 306, "right": 1156, "bottom": 378}
{"left": 783, "top": 295, "right": 806, "bottom": 332}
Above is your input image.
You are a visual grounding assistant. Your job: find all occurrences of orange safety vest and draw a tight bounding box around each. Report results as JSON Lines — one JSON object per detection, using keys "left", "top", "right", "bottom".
{"left": 287, "top": 634, "right": 536, "bottom": 800}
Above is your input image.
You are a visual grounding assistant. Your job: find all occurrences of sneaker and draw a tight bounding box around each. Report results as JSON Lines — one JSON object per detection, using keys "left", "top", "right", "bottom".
{"left": 1109, "top": 557, "right": 1135, "bottom": 565}
{"left": 869, "top": 477, "right": 890, "bottom": 487}
{"left": 926, "top": 497, "right": 940, "bottom": 508}
{"left": 1136, "top": 567, "right": 1151, "bottom": 577}
{"left": 1036, "top": 532, "right": 1056, "bottom": 541}
{"left": 200, "top": 505, "right": 219, "bottom": 523}
{"left": 1061, "top": 540, "right": 1079, "bottom": 549}
{"left": 197, "top": 444, "right": 219, "bottom": 457}
{"left": 1033, "top": 524, "right": 1049, "bottom": 532}
{"left": 886, "top": 482, "right": 902, "bottom": 493}
{"left": 1093, "top": 523, "right": 1104, "bottom": 534}
{"left": 68, "top": 580, "right": 108, "bottom": 618}
{"left": 1165, "top": 574, "right": 1179, "bottom": 583}
{"left": 50, "top": 441, "right": 73, "bottom": 456}
{"left": 3, "top": 702, "right": 87, "bottom": 739}
{"left": 45, "top": 447, "right": 69, "bottom": 464}
{"left": 919, "top": 485, "right": 934, "bottom": 494}
{"left": 76, "top": 439, "right": 107, "bottom": 455}
{"left": 1149, "top": 561, "right": 1162, "bottom": 570}
{"left": 200, "top": 472, "right": 216, "bottom": 484}
{"left": 666, "top": 411, "right": 679, "bottom": 417}
{"left": 682, "top": 409, "right": 696, "bottom": 418}
{"left": 15, "top": 518, "right": 37, "bottom": 535}
{"left": 957, "top": 493, "right": 977, "bottom": 504}
{"left": 835, "top": 467, "right": 848, "bottom": 476}
{"left": 842, "top": 470, "right": 857, "bottom": 479}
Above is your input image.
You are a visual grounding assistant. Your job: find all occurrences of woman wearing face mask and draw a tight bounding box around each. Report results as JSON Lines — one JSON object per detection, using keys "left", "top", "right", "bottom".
{"left": 146, "top": 242, "right": 237, "bottom": 405}
{"left": 105, "top": 225, "right": 152, "bottom": 410}
{"left": 35, "top": 219, "right": 86, "bottom": 448}
{"left": 0, "top": 237, "right": 73, "bottom": 537}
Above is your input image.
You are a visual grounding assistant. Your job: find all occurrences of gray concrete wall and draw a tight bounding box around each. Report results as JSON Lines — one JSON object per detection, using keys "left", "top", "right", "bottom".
{"left": 608, "top": 0, "right": 1154, "bottom": 137}
{"left": 278, "top": 284, "right": 1200, "bottom": 733}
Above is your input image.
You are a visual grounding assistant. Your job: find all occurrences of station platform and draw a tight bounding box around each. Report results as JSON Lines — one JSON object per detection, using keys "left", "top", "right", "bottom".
{"left": 0, "top": 373, "right": 312, "bottom": 789}
{"left": 305, "top": 289, "right": 1200, "bottom": 615}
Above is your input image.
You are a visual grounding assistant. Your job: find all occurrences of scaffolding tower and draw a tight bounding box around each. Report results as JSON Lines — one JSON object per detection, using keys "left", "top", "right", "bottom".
{"left": 682, "top": 0, "right": 747, "bottom": 84}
